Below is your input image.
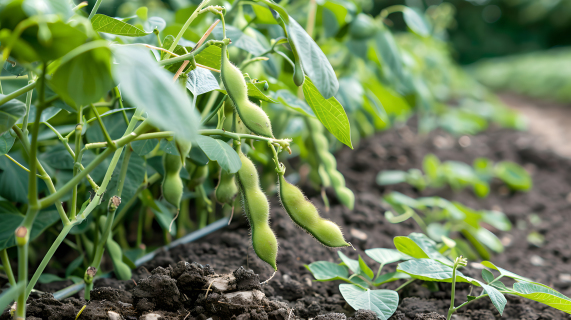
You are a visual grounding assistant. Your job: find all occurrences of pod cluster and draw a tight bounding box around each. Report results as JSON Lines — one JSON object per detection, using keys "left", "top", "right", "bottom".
{"left": 162, "top": 139, "right": 191, "bottom": 209}
{"left": 307, "top": 119, "right": 355, "bottom": 210}
{"left": 220, "top": 45, "right": 274, "bottom": 138}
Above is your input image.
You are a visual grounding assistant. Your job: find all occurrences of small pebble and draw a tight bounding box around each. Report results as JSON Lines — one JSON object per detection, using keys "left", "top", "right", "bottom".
{"left": 459, "top": 136, "right": 471, "bottom": 147}
{"left": 530, "top": 255, "right": 545, "bottom": 266}
{"left": 350, "top": 228, "right": 368, "bottom": 241}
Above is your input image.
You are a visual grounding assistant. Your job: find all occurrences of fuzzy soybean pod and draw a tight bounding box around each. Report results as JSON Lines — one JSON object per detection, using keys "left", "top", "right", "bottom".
{"left": 220, "top": 45, "right": 274, "bottom": 138}
{"left": 188, "top": 163, "right": 209, "bottom": 190}
{"left": 99, "top": 216, "right": 132, "bottom": 281}
{"left": 162, "top": 153, "right": 183, "bottom": 209}
{"left": 216, "top": 169, "right": 238, "bottom": 205}
{"left": 236, "top": 150, "right": 278, "bottom": 271}
{"left": 278, "top": 173, "right": 350, "bottom": 247}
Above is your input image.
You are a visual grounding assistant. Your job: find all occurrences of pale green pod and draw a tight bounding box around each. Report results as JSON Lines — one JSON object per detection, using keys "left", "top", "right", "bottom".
{"left": 236, "top": 150, "right": 278, "bottom": 270}
{"left": 162, "top": 153, "right": 183, "bottom": 209}
{"left": 335, "top": 186, "right": 355, "bottom": 210}
{"left": 216, "top": 169, "right": 238, "bottom": 205}
{"left": 278, "top": 174, "right": 349, "bottom": 248}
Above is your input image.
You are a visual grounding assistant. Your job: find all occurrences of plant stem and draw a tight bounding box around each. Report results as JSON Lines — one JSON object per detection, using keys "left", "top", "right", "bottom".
{"left": 374, "top": 263, "right": 384, "bottom": 281}
{"left": 447, "top": 260, "right": 460, "bottom": 320}
{"left": 112, "top": 173, "right": 161, "bottom": 229}
{"left": 70, "top": 107, "right": 84, "bottom": 220}
{"left": 22, "top": 72, "right": 34, "bottom": 135}
{"left": 201, "top": 95, "right": 228, "bottom": 125}
{"left": 199, "top": 129, "right": 291, "bottom": 147}
{"left": 90, "top": 104, "right": 116, "bottom": 148}
{"left": 88, "top": 0, "right": 103, "bottom": 19}
{"left": 305, "top": 0, "right": 317, "bottom": 38}
{"left": 164, "top": 0, "right": 211, "bottom": 60}
{"left": 395, "top": 278, "right": 415, "bottom": 291}
{"left": 24, "top": 224, "right": 74, "bottom": 299}
{"left": 158, "top": 40, "right": 227, "bottom": 66}
{"left": 16, "top": 240, "right": 28, "bottom": 318}
{"left": 0, "top": 249, "right": 16, "bottom": 287}
{"left": 0, "top": 81, "right": 36, "bottom": 105}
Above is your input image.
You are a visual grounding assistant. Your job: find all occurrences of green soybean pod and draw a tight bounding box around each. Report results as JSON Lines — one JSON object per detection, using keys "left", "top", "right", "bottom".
{"left": 216, "top": 169, "right": 238, "bottom": 205}
{"left": 334, "top": 186, "right": 355, "bottom": 210}
{"left": 106, "top": 238, "right": 132, "bottom": 280}
{"left": 220, "top": 45, "right": 274, "bottom": 138}
{"left": 278, "top": 173, "right": 349, "bottom": 247}
{"left": 162, "top": 153, "right": 183, "bottom": 209}
{"left": 188, "top": 164, "right": 208, "bottom": 190}
{"left": 293, "top": 59, "right": 305, "bottom": 87}
{"left": 236, "top": 150, "right": 278, "bottom": 271}
{"left": 176, "top": 139, "right": 192, "bottom": 166}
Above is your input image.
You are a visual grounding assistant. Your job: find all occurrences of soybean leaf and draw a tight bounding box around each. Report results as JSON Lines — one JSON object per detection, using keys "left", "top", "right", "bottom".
{"left": 38, "top": 273, "right": 65, "bottom": 284}
{"left": 513, "top": 282, "right": 571, "bottom": 313}
{"left": 151, "top": 200, "right": 176, "bottom": 236}
{"left": 335, "top": 77, "right": 364, "bottom": 113}
{"left": 0, "top": 130, "right": 16, "bottom": 156}
{"left": 338, "top": 251, "right": 360, "bottom": 275}
{"left": 374, "top": 27, "right": 403, "bottom": 79}
{"left": 275, "top": 89, "right": 315, "bottom": 117}
{"left": 365, "top": 248, "right": 410, "bottom": 265}
{"left": 91, "top": 14, "right": 149, "bottom": 36}
{"left": 0, "top": 282, "right": 24, "bottom": 312}
{"left": 0, "top": 154, "right": 29, "bottom": 203}
{"left": 0, "top": 203, "right": 60, "bottom": 250}
{"left": 186, "top": 68, "right": 219, "bottom": 96}
{"left": 0, "top": 97, "right": 26, "bottom": 135}
{"left": 306, "top": 261, "right": 349, "bottom": 281}
{"left": 17, "top": 106, "right": 60, "bottom": 124}
{"left": 481, "top": 261, "right": 534, "bottom": 283}
{"left": 377, "top": 170, "right": 407, "bottom": 185}
{"left": 113, "top": 46, "right": 200, "bottom": 143}
{"left": 383, "top": 192, "right": 422, "bottom": 209}
{"left": 397, "top": 259, "right": 475, "bottom": 284}
{"left": 365, "top": 91, "right": 389, "bottom": 124}
{"left": 358, "top": 255, "right": 374, "bottom": 280}
{"left": 373, "top": 271, "right": 411, "bottom": 286}
{"left": 196, "top": 136, "right": 241, "bottom": 174}
{"left": 131, "top": 139, "right": 159, "bottom": 156}
{"left": 50, "top": 44, "right": 115, "bottom": 108}
{"left": 478, "top": 281, "right": 507, "bottom": 315}
{"left": 402, "top": 7, "right": 430, "bottom": 37}
{"left": 475, "top": 227, "right": 504, "bottom": 253}
{"left": 394, "top": 237, "right": 429, "bottom": 259}
{"left": 288, "top": 16, "right": 339, "bottom": 99}
{"left": 481, "top": 210, "right": 511, "bottom": 231}
{"left": 65, "top": 254, "right": 84, "bottom": 278}
{"left": 495, "top": 161, "right": 532, "bottom": 191}
{"left": 302, "top": 76, "right": 352, "bottom": 148}
{"left": 246, "top": 83, "right": 278, "bottom": 103}
{"left": 213, "top": 25, "right": 267, "bottom": 55}
{"left": 394, "top": 233, "right": 452, "bottom": 265}
{"left": 482, "top": 269, "right": 495, "bottom": 284}
{"left": 195, "top": 45, "right": 221, "bottom": 70}
{"left": 286, "top": 17, "right": 339, "bottom": 98}
{"left": 22, "top": 0, "right": 73, "bottom": 20}
{"left": 252, "top": 4, "right": 278, "bottom": 24}
{"left": 339, "top": 284, "right": 399, "bottom": 320}
{"left": 86, "top": 112, "right": 128, "bottom": 144}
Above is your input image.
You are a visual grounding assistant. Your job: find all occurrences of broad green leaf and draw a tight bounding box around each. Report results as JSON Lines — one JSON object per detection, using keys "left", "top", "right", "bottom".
{"left": 513, "top": 282, "right": 571, "bottom": 313}
{"left": 86, "top": 112, "right": 128, "bottom": 144}
{"left": 402, "top": 7, "right": 430, "bottom": 37}
{"left": 252, "top": 4, "right": 278, "bottom": 24}
{"left": 397, "top": 259, "right": 474, "bottom": 284}
{"left": 373, "top": 271, "right": 411, "bottom": 286}
{"left": 151, "top": 200, "right": 176, "bottom": 235}
{"left": 479, "top": 281, "right": 507, "bottom": 315}
{"left": 195, "top": 45, "right": 221, "bottom": 70}
{"left": 364, "top": 91, "right": 389, "bottom": 124}
{"left": 461, "top": 228, "right": 490, "bottom": 260}
{"left": 338, "top": 251, "right": 360, "bottom": 275}
{"left": 335, "top": 77, "right": 364, "bottom": 113}
{"left": 426, "top": 223, "right": 448, "bottom": 241}
{"left": 376, "top": 171, "right": 407, "bottom": 185}
{"left": 302, "top": 77, "right": 352, "bottom": 148}
{"left": 495, "top": 161, "right": 532, "bottom": 191}
{"left": 358, "top": 255, "right": 374, "bottom": 279}
{"left": 161, "top": 35, "right": 189, "bottom": 73}
{"left": 50, "top": 43, "right": 115, "bottom": 108}
{"left": 482, "top": 269, "right": 495, "bottom": 284}
{"left": 365, "top": 248, "right": 410, "bottom": 265}
{"left": 481, "top": 210, "right": 512, "bottom": 231}
{"left": 0, "top": 130, "right": 16, "bottom": 156}
{"left": 339, "top": 284, "right": 399, "bottom": 320}
{"left": 394, "top": 237, "right": 429, "bottom": 259}
{"left": 22, "top": 0, "right": 73, "bottom": 20}
{"left": 475, "top": 227, "right": 504, "bottom": 253}
{"left": 0, "top": 203, "right": 60, "bottom": 250}
{"left": 481, "top": 261, "right": 534, "bottom": 283}
{"left": 131, "top": 139, "right": 159, "bottom": 156}
{"left": 374, "top": 27, "right": 403, "bottom": 79}
{"left": 306, "top": 261, "right": 349, "bottom": 281}
{"left": 196, "top": 136, "right": 241, "bottom": 174}
{"left": 288, "top": 16, "right": 339, "bottom": 99}
{"left": 0, "top": 282, "right": 24, "bottom": 312}
{"left": 246, "top": 83, "right": 277, "bottom": 103}
{"left": 65, "top": 254, "right": 85, "bottom": 278}
{"left": 91, "top": 14, "right": 149, "bottom": 36}
{"left": 0, "top": 97, "right": 26, "bottom": 135}
{"left": 113, "top": 46, "right": 200, "bottom": 143}
{"left": 186, "top": 68, "right": 219, "bottom": 96}
{"left": 213, "top": 25, "right": 267, "bottom": 56}
{"left": 275, "top": 89, "right": 315, "bottom": 117}
{"left": 0, "top": 154, "right": 29, "bottom": 203}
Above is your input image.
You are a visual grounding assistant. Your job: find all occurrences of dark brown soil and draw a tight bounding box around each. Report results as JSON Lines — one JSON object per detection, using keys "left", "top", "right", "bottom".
{"left": 5, "top": 123, "right": 571, "bottom": 320}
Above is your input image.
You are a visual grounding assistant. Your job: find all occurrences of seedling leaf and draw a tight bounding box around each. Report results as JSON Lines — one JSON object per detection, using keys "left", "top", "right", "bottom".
{"left": 339, "top": 284, "right": 399, "bottom": 320}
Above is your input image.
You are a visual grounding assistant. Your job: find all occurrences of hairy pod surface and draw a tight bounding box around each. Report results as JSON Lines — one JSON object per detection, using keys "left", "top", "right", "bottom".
{"left": 334, "top": 186, "right": 355, "bottom": 210}
{"left": 278, "top": 174, "right": 349, "bottom": 248}
{"left": 188, "top": 164, "right": 208, "bottom": 190}
{"left": 216, "top": 169, "right": 238, "bottom": 205}
{"left": 162, "top": 153, "right": 183, "bottom": 209}
{"left": 236, "top": 150, "right": 278, "bottom": 270}
{"left": 176, "top": 139, "right": 192, "bottom": 166}
{"left": 221, "top": 45, "right": 274, "bottom": 138}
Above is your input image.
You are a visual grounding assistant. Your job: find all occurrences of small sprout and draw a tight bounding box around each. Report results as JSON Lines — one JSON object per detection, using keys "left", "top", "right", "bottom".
{"left": 84, "top": 266, "right": 97, "bottom": 284}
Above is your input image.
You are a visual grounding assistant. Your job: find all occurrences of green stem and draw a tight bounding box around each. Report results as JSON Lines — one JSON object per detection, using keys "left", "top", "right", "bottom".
{"left": 0, "top": 81, "right": 36, "bottom": 105}
{"left": 88, "top": 0, "right": 103, "bottom": 19}
{"left": 0, "top": 249, "right": 16, "bottom": 287}
{"left": 201, "top": 95, "right": 228, "bottom": 125}
{"left": 16, "top": 241, "right": 28, "bottom": 318}
{"left": 85, "top": 131, "right": 174, "bottom": 149}
{"left": 374, "top": 263, "right": 384, "bottom": 282}
{"left": 22, "top": 72, "right": 34, "bottom": 135}
{"left": 90, "top": 104, "right": 116, "bottom": 148}
{"left": 199, "top": 129, "right": 291, "bottom": 147}
{"left": 164, "top": 0, "right": 211, "bottom": 60}
{"left": 70, "top": 108, "right": 84, "bottom": 220}
{"left": 447, "top": 261, "right": 459, "bottom": 320}
{"left": 158, "top": 40, "right": 227, "bottom": 66}
{"left": 394, "top": 278, "right": 415, "bottom": 291}
{"left": 24, "top": 224, "right": 74, "bottom": 299}
{"left": 451, "top": 293, "right": 489, "bottom": 312}
{"left": 116, "top": 147, "right": 132, "bottom": 198}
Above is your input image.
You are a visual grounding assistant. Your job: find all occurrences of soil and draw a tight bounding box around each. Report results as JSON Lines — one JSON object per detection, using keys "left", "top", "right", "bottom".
{"left": 4, "top": 115, "right": 571, "bottom": 319}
